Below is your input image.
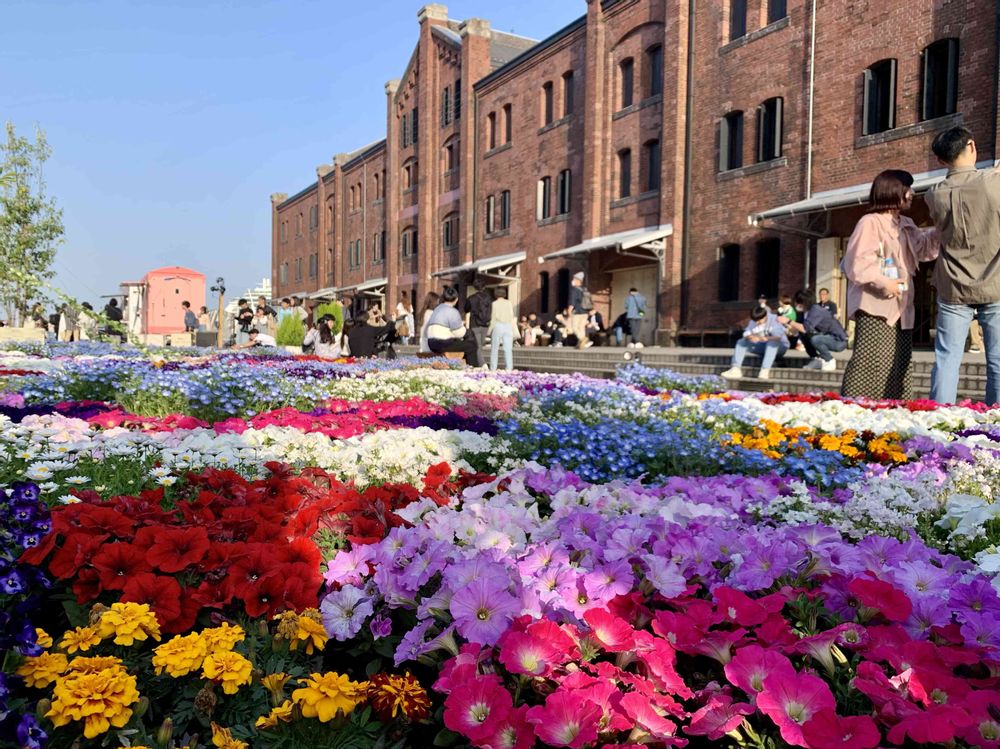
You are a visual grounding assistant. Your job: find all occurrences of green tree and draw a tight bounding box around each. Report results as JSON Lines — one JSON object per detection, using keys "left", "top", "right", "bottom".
{"left": 0, "top": 122, "right": 64, "bottom": 324}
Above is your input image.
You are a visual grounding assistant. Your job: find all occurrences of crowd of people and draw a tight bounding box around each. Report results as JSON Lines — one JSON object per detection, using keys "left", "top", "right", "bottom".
{"left": 721, "top": 124, "right": 1000, "bottom": 405}
{"left": 3, "top": 298, "right": 130, "bottom": 342}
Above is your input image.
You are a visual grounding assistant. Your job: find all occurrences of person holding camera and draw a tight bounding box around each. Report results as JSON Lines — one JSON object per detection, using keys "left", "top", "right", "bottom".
{"left": 346, "top": 311, "right": 396, "bottom": 358}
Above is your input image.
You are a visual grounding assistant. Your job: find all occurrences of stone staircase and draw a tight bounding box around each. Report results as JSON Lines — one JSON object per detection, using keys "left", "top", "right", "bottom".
{"left": 399, "top": 344, "right": 989, "bottom": 402}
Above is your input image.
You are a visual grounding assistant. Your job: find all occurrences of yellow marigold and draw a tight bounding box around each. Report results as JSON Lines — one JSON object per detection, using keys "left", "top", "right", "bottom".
{"left": 255, "top": 700, "right": 294, "bottom": 729}
{"left": 292, "top": 672, "right": 366, "bottom": 722}
{"left": 201, "top": 651, "right": 253, "bottom": 695}
{"left": 17, "top": 651, "right": 68, "bottom": 688}
{"left": 152, "top": 632, "right": 208, "bottom": 677}
{"left": 35, "top": 628, "right": 53, "bottom": 649}
{"left": 261, "top": 672, "right": 291, "bottom": 702}
{"left": 46, "top": 665, "right": 139, "bottom": 739}
{"left": 290, "top": 611, "right": 328, "bottom": 655}
{"left": 367, "top": 672, "right": 432, "bottom": 722}
{"left": 67, "top": 655, "right": 122, "bottom": 674}
{"left": 210, "top": 723, "right": 248, "bottom": 749}
{"left": 97, "top": 602, "right": 161, "bottom": 646}
{"left": 60, "top": 626, "right": 102, "bottom": 654}
{"left": 818, "top": 434, "right": 844, "bottom": 451}
{"left": 273, "top": 611, "right": 299, "bottom": 641}
{"left": 201, "top": 622, "right": 245, "bottom": 653}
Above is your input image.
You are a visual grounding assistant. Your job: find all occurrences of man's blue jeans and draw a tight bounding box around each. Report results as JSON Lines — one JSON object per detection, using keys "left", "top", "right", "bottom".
{"left": 732, "top": 338, "right": 787, "bottom": 369}
{"left": 931, "top": 301, "right": 1000, "bottom": 405}
{"left": 804, "top": 334, "right": 847, "bottom": 361}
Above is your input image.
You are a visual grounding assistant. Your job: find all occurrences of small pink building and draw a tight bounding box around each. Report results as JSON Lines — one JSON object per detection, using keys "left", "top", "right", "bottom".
{"left": 126, "top": 266, "right": 206, "bottom": 335}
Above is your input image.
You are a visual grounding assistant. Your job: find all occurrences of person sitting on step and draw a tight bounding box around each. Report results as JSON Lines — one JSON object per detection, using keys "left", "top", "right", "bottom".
{"left": 720, "top": 305, "right": 789, "bottom": 381}
{"left": 780, "top": 289, "right": 848, "bottom": 372}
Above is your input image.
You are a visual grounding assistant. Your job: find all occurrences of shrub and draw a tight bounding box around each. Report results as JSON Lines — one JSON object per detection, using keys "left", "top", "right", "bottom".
{"left": 276, "top": 314, "right": 305, "bottom": 346}
{"left": 314, "top": 301, "right": 344, "bottom": 334}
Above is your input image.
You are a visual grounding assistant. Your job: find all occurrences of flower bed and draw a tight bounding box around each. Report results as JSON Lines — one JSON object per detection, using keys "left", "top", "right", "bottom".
{"left": 2, "top": 349, "right": 1000, "bottom": 748}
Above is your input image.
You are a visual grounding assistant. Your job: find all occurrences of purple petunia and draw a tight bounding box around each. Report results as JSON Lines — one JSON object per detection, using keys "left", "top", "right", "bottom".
{"left": 320, "top": 585, "right": 374, "bottom": 641}
{"left": 449, "top": 576, "right": 521, "bottom": 645}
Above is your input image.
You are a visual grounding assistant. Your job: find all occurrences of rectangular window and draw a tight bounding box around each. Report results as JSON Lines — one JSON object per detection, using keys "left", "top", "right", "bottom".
{"left": 718, "top": 244, "right": 740, "bottom": 302}
{"left": 503, "top": 103, "right": 513, "bottom": 144}
{"left": 542, "top": 82, "right": 554, "bottom": 126}
{"left": 454, "top": 79, "right": 462, "bottom": 120}
{"left": 720, "top": 111, "right": 744, "bottom": 171}
{"left": 500, "top": 190, "right": 511, "bottom": 230}
{"left": 562, "top": 71, "right": 574, "bottom": 116}
{"left": 557, "top": 169, "right": 571, "bottom": 215}
{"left": 295, "top": 257, "right": 302, "bottom": 281}
{"left": 618, "top": 150, "right": 632, "bottom": 199}
{"left": 646, "top": 46, "right": 663, "bottom": 98}
{"left": 443, "top": 215, "right": 459, "bottom": 249}
{"left": 539, "top": 271, "right": 550, "bottom": 314}
{"left": 309, "top": 205, "right": 318, "bottom": 229}
{"left": 767, "top": 0, "right": 787, "bottom": 23}
{"left": 863, "top": 59, "right": 897, "bottom": 135}
{"left": 441, "top": 86, "right": 452, "bottom": 127}
{"left": 644, "top": 140, "right": 661, "bottom": 192}
{"left": 488, "top": 112, "right": 497, "bottom": 150}
{"left": 445, "top": 143, "right": 457, "bottom": 171}
{"left": 279, "top": 263, "right": 288, "bottom": 284}
{"left": 401, "top": 232, "right": 410, "bottom": 258}
{"left": 537, "top": 177, "right": 552, "bottom": 220}
{"left": 922, "top": 39, "right": 959, "bottom": 121}
{"left": 411, "top": 107, "right": 418, "bottom": 144}
{"left": 756, "top": 239, "right": 780, "bottom": 299}
{"left": 280, "top": 222, "right": 287, "bottom": 242}
{"left": 411, "top": 231, "right": 418, "bottom": 256}
{"left": 620, "top": 59, "right": 634, "bottom": 109}
{"left": 730, "top": 0, "right": 747, "bottom": 40}
{"left": 309, "top": 253, "right": 317, "bottom": 278}
{"left": 401, "top": 113, "right": 409, "bottom": 148}
{"left": 556, "top": 268, "right": 570, "bottom": 311}
{"left": 485, "top": 195, "right": 496, "bottom": 234}
{"left": 756, "top": 97, "right": 783, "bottom": 162}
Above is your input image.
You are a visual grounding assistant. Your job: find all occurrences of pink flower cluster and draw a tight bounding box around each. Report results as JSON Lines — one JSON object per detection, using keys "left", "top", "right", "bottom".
{"left": 435, "top": 578, "right": 1000, "bottom": 749}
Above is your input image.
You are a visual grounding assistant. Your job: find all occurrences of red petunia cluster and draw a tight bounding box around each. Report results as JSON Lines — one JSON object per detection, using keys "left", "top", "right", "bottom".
{"left": 21, "top": 462, "right": 490, "bottom": 633}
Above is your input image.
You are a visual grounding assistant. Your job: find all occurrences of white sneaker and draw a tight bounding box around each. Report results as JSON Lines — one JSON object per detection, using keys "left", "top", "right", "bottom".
{"left": 821, "top": 358, "right": 837, "bottom": 372}
{"left": 970, "top": 346, "right": 983, "bottom": 354}
{"left": 584, "top": 341, "right": 594, "bottom": 348}
{"left": 635, "top": 342, "right": 644, "bottom": 349}
{"left": 758, "top": 368, "right": 771, "bottom": 380}
{"left": 720, "top": 366, "right": 743, "bottom": 380}
{"left": 627, "top": 342, "right": 636, "bottom": 349}
{"left": 803, "top": 358, "right": 823, "bottom": 370}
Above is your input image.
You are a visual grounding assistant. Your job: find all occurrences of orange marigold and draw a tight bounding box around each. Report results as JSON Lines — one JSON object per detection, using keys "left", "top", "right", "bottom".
{"left": 366, "top": 672, "right": 432, "bottom": 722}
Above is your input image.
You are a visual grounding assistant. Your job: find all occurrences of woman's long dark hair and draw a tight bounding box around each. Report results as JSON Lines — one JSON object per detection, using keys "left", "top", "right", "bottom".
{"left": 420, "top": 291, "right": 441, "bottom": 315}
{"left": 318, "top": 315, "right": 334, "bottom": 344}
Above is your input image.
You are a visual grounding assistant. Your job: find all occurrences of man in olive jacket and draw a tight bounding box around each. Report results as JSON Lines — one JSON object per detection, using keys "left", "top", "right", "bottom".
{"left": 925, "top": 126, "right": 1000, "bottom": 405}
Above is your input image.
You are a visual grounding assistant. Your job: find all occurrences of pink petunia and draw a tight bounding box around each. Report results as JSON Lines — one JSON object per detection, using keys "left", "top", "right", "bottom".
{"left": 686, "top": 692, "right": 753, "bottom": 740}
{"left": 756, "top": 670, "right": 836, "bottom": 747}
{"left": 482, "top": 705, "right": 534, "bottom": 749}
{"left": 583, "top": 607, "right": 636, "bottom": 652}
{"left": 724, "top": 644, "right": 796, "bottom": 697}
{"left": 443, "top": 675, "right": 513, "bottom": 744}
{"left": 885, "top": 704, "right": 973, "bottom": 745}
{"left": 847, "top": 575, "right": 913, "bottom": 622}
{"left": 620, "top": 691, "right": 678, "bottom": 739}
{"left": 801, "top": 709, "right": 881, "bottom": 749}
{"left": 526, "top": 689, "right": 603, "bottom": 749}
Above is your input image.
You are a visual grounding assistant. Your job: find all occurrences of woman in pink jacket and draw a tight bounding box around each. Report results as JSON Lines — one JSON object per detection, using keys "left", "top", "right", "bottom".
{"left": 841, "top": 170, "right": 939, "bottom": 400}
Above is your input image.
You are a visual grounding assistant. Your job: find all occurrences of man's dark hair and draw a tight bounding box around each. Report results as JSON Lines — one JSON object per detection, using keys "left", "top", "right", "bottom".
{"left": 868, "top": 169, "right": 914, "bottom": 213}
{"left": 281, "top": 297, "right": 290, "bottom": 304}
{"left": 819, "top": 288, "right": 830, "bottom": 295}
{"left": 442, "top": 286, "right": 459, "bottom": 303}
{"left": 182, "top": 301, "right": 190, "bottom": 308}
{"left": 356, "top": 311, "right": 370, "bottom": 324}
{"left": 794, "top": 289, "right": 816, "bottom": 308}
{"left": 629, "top": 287, "right": 638, "bottom": 293}
{"left": 495, "top": 285, "right": 508, "bottom": 299}
{"left": 750, "top": 305, "right": 768, "bottom": 321}
{"left": 473, "top": 277, "right": 487, "bottom": 292}
{"left": 248, "top": 329, "right": 258, "bottom": 336}
{"left": 108, "top": 298, "right": 118, "bottom": 307}
{"left": 932, "top": 126, "right": 975, "bottom": 164}
{"left": 238, "top": 298, "right": 248, "bottom": 306}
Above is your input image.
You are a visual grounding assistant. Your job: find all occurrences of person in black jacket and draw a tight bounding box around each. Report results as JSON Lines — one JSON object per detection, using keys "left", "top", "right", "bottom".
{"left": 346, "top": 311, "right": 397, "bottom": 358}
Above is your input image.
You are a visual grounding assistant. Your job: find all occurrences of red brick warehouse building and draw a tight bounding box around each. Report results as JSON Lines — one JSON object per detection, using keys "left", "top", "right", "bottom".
{"left": 271, "top": 0, "right": 1000, "bottom": 346}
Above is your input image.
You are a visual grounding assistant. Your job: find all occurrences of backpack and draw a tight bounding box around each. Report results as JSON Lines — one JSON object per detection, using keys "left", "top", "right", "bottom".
{"left": 580, "top": 289, "right": 594, "bottom": 311}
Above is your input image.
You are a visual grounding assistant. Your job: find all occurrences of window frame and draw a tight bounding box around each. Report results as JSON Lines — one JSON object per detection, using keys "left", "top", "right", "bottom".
{"left": 441, "top": 85, "right": 452, "bottom": 127}
{"left": 442, "top": 213, "right": 459, "bottom": 250}
{"left": 644, "top": 139, "right": 661, "bottom": 192}
{"left": 542, "top": 82, "right": 554, "bottom": 126}
{"left": 485, "top": 195, "right": 496, "bottom": 234}
{"left": 618, "top": 149, "right": 632, "bottom": 199}
{"left": 720, "top": 110, "right": 745, "bottom": 171}
{"left": 620, "top": 58, "right": 635, "bottom": 109}
{"left": 646, "top": 45, "right": 663, "bottom": 98}
{"left": 767, "top": 0, "right": 787, "bottom": 23}
{"left": 500, "top": 190, "right": 511, "bottom": 230}
{"left": 921, "top": 39, "right": 959, "bottom": 121}
{"left": 755, "top": 238, "right": 781, "bottom": 299}
{"left": 718, "top": 244, "right": 741, "bottom": 302}
{"left": 557, "top": 169, "right": 572, "bottom": 215}
{"left": 487, "top": 112, "right": 497, "bottom": 150}
{"left": 562, "top": 71, "right": 574, "bottom": 116}
{"left": 863, "top": 59, "right": 898, "bottom": 136}
{"left": 730, "top": 0, "right": 747, "bottom": 41}
{"left": 756, "top": 97, "right": 783, "bottom": 162}
{"left": 503, "top": 103, "right": 513, "bottom": 144}
{"left": 537, "top": 177, "right": 552, "bottom": 220}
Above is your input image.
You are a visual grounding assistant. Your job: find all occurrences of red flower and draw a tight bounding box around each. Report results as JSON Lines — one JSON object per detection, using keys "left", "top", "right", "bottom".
{"left": 801, "top": 710, "right": 880, "bottom": 749}
{"left": 145, "top": 526, "right": 211, "bottom": 573}
{"left": 71, "top": 567, "right": 103, "bottom": 603}
{"left": 847, "top": 575, "right": 913, "bottom": 622}
{"left": 92, "top": 542, "right": 153, "bottom": 591}
{"left": 583, "top": 607, "right": 636, "bottom": 652}
{"left": 121, "top": 573, "right": 182, "bottom": 630}
{"left": 223, "top": 544, "right": 279, "bottom": 601}
{"left": 278, "top": 537, "right": 323, "bottom": 569}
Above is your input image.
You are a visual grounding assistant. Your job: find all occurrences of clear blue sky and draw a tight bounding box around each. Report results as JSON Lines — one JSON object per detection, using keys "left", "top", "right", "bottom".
{"left": 2, "top": 0, "right": 583, "bottom": 305}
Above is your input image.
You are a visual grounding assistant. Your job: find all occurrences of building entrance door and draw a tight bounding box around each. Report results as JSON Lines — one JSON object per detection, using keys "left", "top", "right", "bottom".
{"left": 610, "top": 265, "right": 657, "bottom": 346}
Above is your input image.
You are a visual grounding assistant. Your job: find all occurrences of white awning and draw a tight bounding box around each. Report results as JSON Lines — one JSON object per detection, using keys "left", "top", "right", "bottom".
{"left": 538, "top": 224, "right": 673, "bottom": 263}
{"left": 309, "top": 287, "right": 338, "bottom": 300}
{"left": 338, "top": 278, "right": 388, "bottom": 295}
{"left": 749, "top": 160, "right": 996, "bottom": 224}
{"left": 432, "top": 251, "right": 527, "bottom": 278}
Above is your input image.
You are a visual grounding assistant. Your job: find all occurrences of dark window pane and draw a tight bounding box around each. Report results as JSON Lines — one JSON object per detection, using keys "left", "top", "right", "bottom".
{"left": 721, "top": 111, "right": 744, "bottom": 170}
{"left": 619, "top": 150, "right": 632, "bottom": 198}
{"left": 755, "top": 239, "right": 780, "bottom": 298}
{"left": 922, "top": 39, "right": 959, "bottom": 120}
{"left": 647, "top": 46, "right": 663, "bottom": 97}
{"left": 719, "top": 244, "right": 740, "bottom": 302}
{"left": 767, "top": 0, "right": 787, "bottom": 23}
{"left": 539, "top": 271, "right": 550, "bottom": 314}
{"left": 864, "top": 59, "right": 897, "bottom": 135}
{"left": 621, "top": 59, "right": 634, "bottom": 108}
{"left": 730, "top": 0, "right": 747, "bottom": 40}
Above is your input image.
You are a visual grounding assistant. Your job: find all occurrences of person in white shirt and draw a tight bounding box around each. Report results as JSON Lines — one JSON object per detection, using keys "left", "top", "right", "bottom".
{"left": 488, "top": 286, "right": 518, "bottom": 371}
{"left": 302, "top": 315, "right": 346, "bottom": 358}
{"left": 426, "top": 286, "right": 481, "bottom": 366}
{"left": 418, "top": 291, "right": 440, "bottom": 354}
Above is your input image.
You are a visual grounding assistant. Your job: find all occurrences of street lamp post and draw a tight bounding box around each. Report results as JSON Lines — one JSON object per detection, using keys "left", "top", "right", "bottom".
{"left": 210, "top": 277, "right": 226, "bottom": 348}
